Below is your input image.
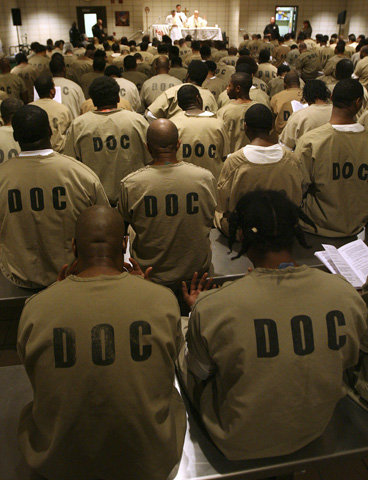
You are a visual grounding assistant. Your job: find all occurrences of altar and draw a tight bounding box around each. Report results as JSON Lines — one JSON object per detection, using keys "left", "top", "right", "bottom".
{"left": 150, "top": 25, "right": 222, "bottom": 42}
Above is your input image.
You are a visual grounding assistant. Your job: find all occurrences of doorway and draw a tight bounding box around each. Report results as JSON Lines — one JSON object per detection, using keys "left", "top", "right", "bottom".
{"left": 76, "top": 6, "right": 107, "bottom": 38}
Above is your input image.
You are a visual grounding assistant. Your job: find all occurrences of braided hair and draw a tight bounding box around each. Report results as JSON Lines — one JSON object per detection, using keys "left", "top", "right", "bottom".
{"left": 228, "top": 190, "right": 316, "bottom": 260}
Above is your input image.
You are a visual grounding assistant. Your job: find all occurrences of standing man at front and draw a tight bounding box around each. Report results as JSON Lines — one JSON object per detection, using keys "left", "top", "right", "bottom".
{"left": 264, "top": 16, "right": 279, "bottom": 39}
{"left": 92, "top": 19, "right": 106, "bottom": 43}
{"left": 176, "top": 4, "right": 187, "bottom": 25}
{"left": 119, "top": 119, "right": 217, "bottom": 285}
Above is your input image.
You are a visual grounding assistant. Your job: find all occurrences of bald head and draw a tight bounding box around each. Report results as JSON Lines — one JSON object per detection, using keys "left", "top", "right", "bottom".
{"left": 147, "top": 119, "right": 178, "bottom": 155}
{"left": 74, "top": 206, "right": 125, "bottom": 269}
{"left": 284, "top": 71, "right": 300, "bottom": 88}
{"left": 156, "top": 55, "right": 170, "bottom": 72}
{"left": 298, "top": 42, "right": 307, "bottom": 52}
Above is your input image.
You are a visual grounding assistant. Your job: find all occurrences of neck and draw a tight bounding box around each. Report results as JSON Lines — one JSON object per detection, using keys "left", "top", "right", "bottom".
{"left": 21, "top": 139, "right": 52, "bottom": 151}
{"left": 330, "top": 106, "right": 356, "bottom": 125}
{"left": 97, "top": 104, "right": 118, "bottom": 111}
{"left": 235, "top": 95, "right": 251, "bottom": 103}
{"left": 249, "top": 133, "right": 274, "bottom": 146}
{"left": 77, "top": 257, "right": 123, "bottom": 278}
{"left": 313, "top": 99, "right": 327, "bottom": 105}
{"left": 150, "top": 152, "right": 179, "bottom": 165}
{"left": 185, "top": 105, "right": 204, "bottom": 114}
{"left": 251, "top": 250, "right": 297, "bottom": 269}
{"left": 77, "top": 265, "right": 122, "bottom": 278}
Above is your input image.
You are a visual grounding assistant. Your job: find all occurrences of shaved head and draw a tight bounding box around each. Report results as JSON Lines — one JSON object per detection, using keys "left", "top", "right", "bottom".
{"left": 75, "top": 206, "right": 125, "bottom": 268}
{"left": 147, "top": 119, "right": 178, "bottom": 154}
{"left": 284, "top": 70, "right": 300, "bottom": 88}
{"left": 156, "top": 56, "right": 170, "bottom": 70}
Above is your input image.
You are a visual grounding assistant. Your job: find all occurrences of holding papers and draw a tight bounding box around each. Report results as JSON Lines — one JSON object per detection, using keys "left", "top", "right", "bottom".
{"left": 315, "top": 240, "right": 368, "bottom": 288}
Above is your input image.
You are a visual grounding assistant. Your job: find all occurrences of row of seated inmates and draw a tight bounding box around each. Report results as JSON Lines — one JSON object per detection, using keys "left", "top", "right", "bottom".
{"left": 0, "top": 32, "right": 368, "bottom": 479}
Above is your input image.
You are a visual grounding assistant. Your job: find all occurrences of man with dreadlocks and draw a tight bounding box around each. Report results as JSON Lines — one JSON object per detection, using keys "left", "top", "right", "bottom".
{"left": 295, "top": 78, "right": 368, "bottom": 237}
{"left": 215, "top": 103, "right": 303, "bottom": 236}
{"left": 279, "top": 79, "right": 332, "bottom": 151}
{"left": 179, "top": 189, "right": 368, "bottom": 461}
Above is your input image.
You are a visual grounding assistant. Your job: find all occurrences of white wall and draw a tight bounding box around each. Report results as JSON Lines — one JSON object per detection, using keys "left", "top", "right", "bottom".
{"left": 346, "top": 0, "right": 368, "bottom": 37}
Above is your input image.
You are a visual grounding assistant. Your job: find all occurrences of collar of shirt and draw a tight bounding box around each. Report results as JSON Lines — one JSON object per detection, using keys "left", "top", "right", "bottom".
{"left": 243, "top": 144, "right": 284, "bottom": 164}
{"left": 331, "top": 123, "right": 364, "bottom": 132}
{"left": 19, "top": 149, "right": 54, "bottom": 156}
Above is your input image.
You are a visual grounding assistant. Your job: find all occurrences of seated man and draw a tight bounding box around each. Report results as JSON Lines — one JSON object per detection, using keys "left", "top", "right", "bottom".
{"left": 279, "top": 79, "right": 332, "bottom": 151}
{"left": 216, "top": 104, "right": 303, "bottom": 236}
{"left": 171, "top": 85, "right": 230, "bottom": 180}
{"left": 217, "top": 72, "right": 260, "bottom": 152}
{"left": 17, "top": 205, "right": 186, "bottom": 480}
{"left": 0, "top": 105, "right": 108, "bottom": 288}
{"left": 146, "top": 60, "right": 218, "bottom": 122}
{"left": 179, "top": 189, "right": 368, "bottom": 461}
{"left": 64, "top": 76, "right": 150, "bottom": 206}
{"left": 270, "top": 71, "right": 303, "bottom": 135}
{"left": 30, "top": 74, "right": 72, "bottom": 152}
{"left": 296, "top": 78, "right": 368, "bottom": 237}
{"left": 0, "top": 98, "right": 22, "bottom": 163}
{"left": 118, "top": 119, "right": 217, "bottom": 284}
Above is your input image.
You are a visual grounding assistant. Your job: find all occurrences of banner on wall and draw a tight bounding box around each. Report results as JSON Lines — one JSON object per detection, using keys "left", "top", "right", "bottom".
{"left": 115, "top": 11, "right": 130, "bottom": 26}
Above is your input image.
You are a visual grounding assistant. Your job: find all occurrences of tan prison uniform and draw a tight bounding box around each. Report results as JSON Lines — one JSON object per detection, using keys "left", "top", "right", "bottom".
{"left": 28, "top": 55, "right": 50, "bottom": 75}
{"left": 286, "top": 49, "right": 300, "bottom": 67}
{"left": 279, "top": 103, "right": 332, "bottom": 150}
{"left": 358, "top": 109, "right": 368, "bottom": 128}
{"left": 268, "top": 76, "right": 285, "bottom": 97}
{"left": 355, "top": 56, "right": 368, "bottom": 88}
{"left": 17, "top": 273, "right": 186, "bottom": 480}
{"left": 219, "top": 55, "right": 238, "bottom": 67}
{"left": 252, "top": 76, "right": 268, "bottom": 93}
{"left": 140, "top": 50, "right": 155, "bottom": 65}
{"left": 271, "top": 87, "right": 303, "bottom": 135}
{"left": 171, "top": 111, "right": 230, "bottom": 180}
{"left": 215, "top": 144, "right": 303, "bottom": 234}
{"left": 119, "top": 162, "right": 217, "bottom": 284}
{"left": 273, "top": 45, "right": 290, "bottom": 68}
{"left": 0, "top": 151, "right": 108, "bottom": 288}
{"left": 217, "top": 100, "right": 260, "bottom": 152}
{"left": 202, "top": 76, "right": 226, "bottom": 101}
{"left": 255, "top": 63, "right": 277, "bottom": 84}
{"left": 212, "top": 50, "right": 228, "bottom": 63}
{"left": 184, "top": 53, "right": 202, "bottom": 67}
{"left": 0, "top": 73, "right": 27, "bottom": 100}
{"left": 295, "top": 50, "right": 320, "bottom": 80}
{"left": 180, "top": 266, "right": 367, "bottom": 460}
{"left": 323, "top": 55, "right": 344, "bottom": 77}
{"left": 30, "top": 98, "right": 72, "bottom": 152}
{"left": 68, "top": 58, "right": 93, "bottom": 85}
{"left": 295, "top": 123, "right": 368, "bottom": 237}
{"left": 318, "top": 46, "right": 335, "bottom": 69}
{"left": 215, "top": 64, "right": 236, "bottom": 85}
{"left": 148, "top": 83, "right": 218, "bottom": 120}
{"left": 64, "top": 109, "right": 150, "bottom": 204}
{"left": 179, "top": 46, "right": 191, "bottom": 58}
{"left": 121, "top": 71, "right": 148, "bottom": 92}
{"left": 170, "top": 66, "right": 188, "bottom": 83}
{"left": 114, "top": 77, "right": 141, "bottom": 112}
{"left": 80, "top": 71, "right": 103, "bottom": 99}
{"left": 53, "top": 77, "right": 86, "bottom": 120}
{"left": 140, "top": 73, "right": 182, "bottom": 109}
{"left": 0, "top": 126, "right": 20, "bottom": 164}
{"left": 10, "top": 63, "right": 38, "bottom": 102}
{"left": 248, "top": 40, "right": 262, "bottom": 59}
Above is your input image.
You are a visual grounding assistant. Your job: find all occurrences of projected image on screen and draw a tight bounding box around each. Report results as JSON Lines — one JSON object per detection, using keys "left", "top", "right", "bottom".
{"left": 275, "top": 6, "right": 298, "bottom": 36}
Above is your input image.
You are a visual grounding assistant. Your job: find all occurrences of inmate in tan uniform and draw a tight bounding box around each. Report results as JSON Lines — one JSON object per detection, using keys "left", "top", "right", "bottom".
{"left": 217, "top": 100, "right": 259, "bottom": 152}
{"left": 10, "top": 64, "right": 38, "bottom": 102}
{"left": 202, "top": 76, "right": 227, "bottom": 101}
{"left": 114, "top": 77, "right": 141, "bottom": 112}
{"left": 64, "top": 109, "right": 151, "bottom": 204}
{"left": 119, "top": 162, "right": 217, "bottom": 284}
{"left": 215, "top": 64, "right": 236, "bottom": 85}
{"left": 0, "top": 126, "right": 20, "bottom": 164}
{"left": 323, "top": 55, "right": 344, "bottom": 77}
{"left": 80, "top": 71, "right": 103, "bottom": 99}
{"left": 30, "top": 98, "right": 72, "bottom": 152}
{"left": 295, "top": 50, "right": 320, "bottom": 80}
{"left": 53, "top": 77, "right": 86, "bottom": 120}
{"left": 0, "top": 152, "right": 109, "bottom": 288}
{"left": 148, "top": 83, "right": 218, "bottom": 119}
{"left": 0, "top": 73, "right": 27, "bottom": 100}
{"left": 217, "top": 87, "right": 270, "bottom": 110}
{"left": 180, "top": 266, "right": 367, "bottom": 460}
{"left": 28, "top": 55, "right": 50, "bottom": 75}
{"left": 121, "top": 71, "right": 148, "bottom": 92}
{"left": 170, "top": 66, "right": 188, "bottom": 83}
{"left": 318, "top": 46, "right": 335, "bottom": 69}
{"left": 271, "top": 88, "right": 303, "bottom": 135}
{"left": 216, "top": 144, "right": 303, "bottom": 234}
{"left": 279, "top": 103, "right": 332, "bottom": 150}
{"left": 295, "top": 123, "right": 368, "bottom": 237}
{"left": 355, "top": 56, "right": 368, "bottom": 88}
{"left": 140, "top": 73, "right": 182, "bottom": 109}
{"left": 273, "top": 45, "right": 290, "bottom": 67}
{"left": 255, "top": 63, "right": 277, "bottom": 84}
{"left": 68, "top": 58, "right": 93, "bottom": 85}
{"left": 17, "top": 273, "right": 186, "bottom": 480}
{"left": 171, "top": 111, "right": 230, "bottom": 180}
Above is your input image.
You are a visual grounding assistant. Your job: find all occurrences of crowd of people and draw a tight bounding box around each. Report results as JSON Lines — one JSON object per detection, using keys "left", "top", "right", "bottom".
{"left": 1, "top": 15, "right": 368, "bottom": 479}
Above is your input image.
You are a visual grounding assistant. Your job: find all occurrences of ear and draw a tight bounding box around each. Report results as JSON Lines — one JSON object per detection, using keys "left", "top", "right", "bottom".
{"left": 244, "top": 122, "right": 248, "bottom": 133}
{"left": 72, "top": 238, "right": 78, "bottom": 258}
{"left": 176, "top": 138, "right": 181, "bottom": 151}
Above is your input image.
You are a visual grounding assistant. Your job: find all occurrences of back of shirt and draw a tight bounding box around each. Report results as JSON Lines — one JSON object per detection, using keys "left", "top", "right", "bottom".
{"left": 64, "top": 109, "right": 151, "bottom": 204}
{"left": 0, "top": 152, "right": 109, "bottom": 288}
{"left": 0, "top": 126, "right": 20, "bottom": 164}
{"left": 140, "top": 73, "right": 182, "bottom": 109}
{"left": 119, "top": 162, "right": 217, "bottom": 283}
{"left": 271, "top": 88, "right": 303, "bottom": 135}
{"left": 171, "top": 112, "right": 230, "bottom": 180}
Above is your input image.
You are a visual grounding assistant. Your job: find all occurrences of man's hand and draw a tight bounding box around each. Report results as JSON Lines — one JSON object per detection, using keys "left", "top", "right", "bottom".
{"left": 57, "top": 260, "right": 78, "bottom": 281}
{"left": 182, "top": 272, "right": 216, "bottom": 308}
{"left": 124, "top": 257, "right": 152, "bottom": 280}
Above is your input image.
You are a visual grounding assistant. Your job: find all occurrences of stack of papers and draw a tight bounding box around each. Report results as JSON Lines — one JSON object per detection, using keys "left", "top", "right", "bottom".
{"left": 315, "top": 240, "right": 368, "bottom": 288}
